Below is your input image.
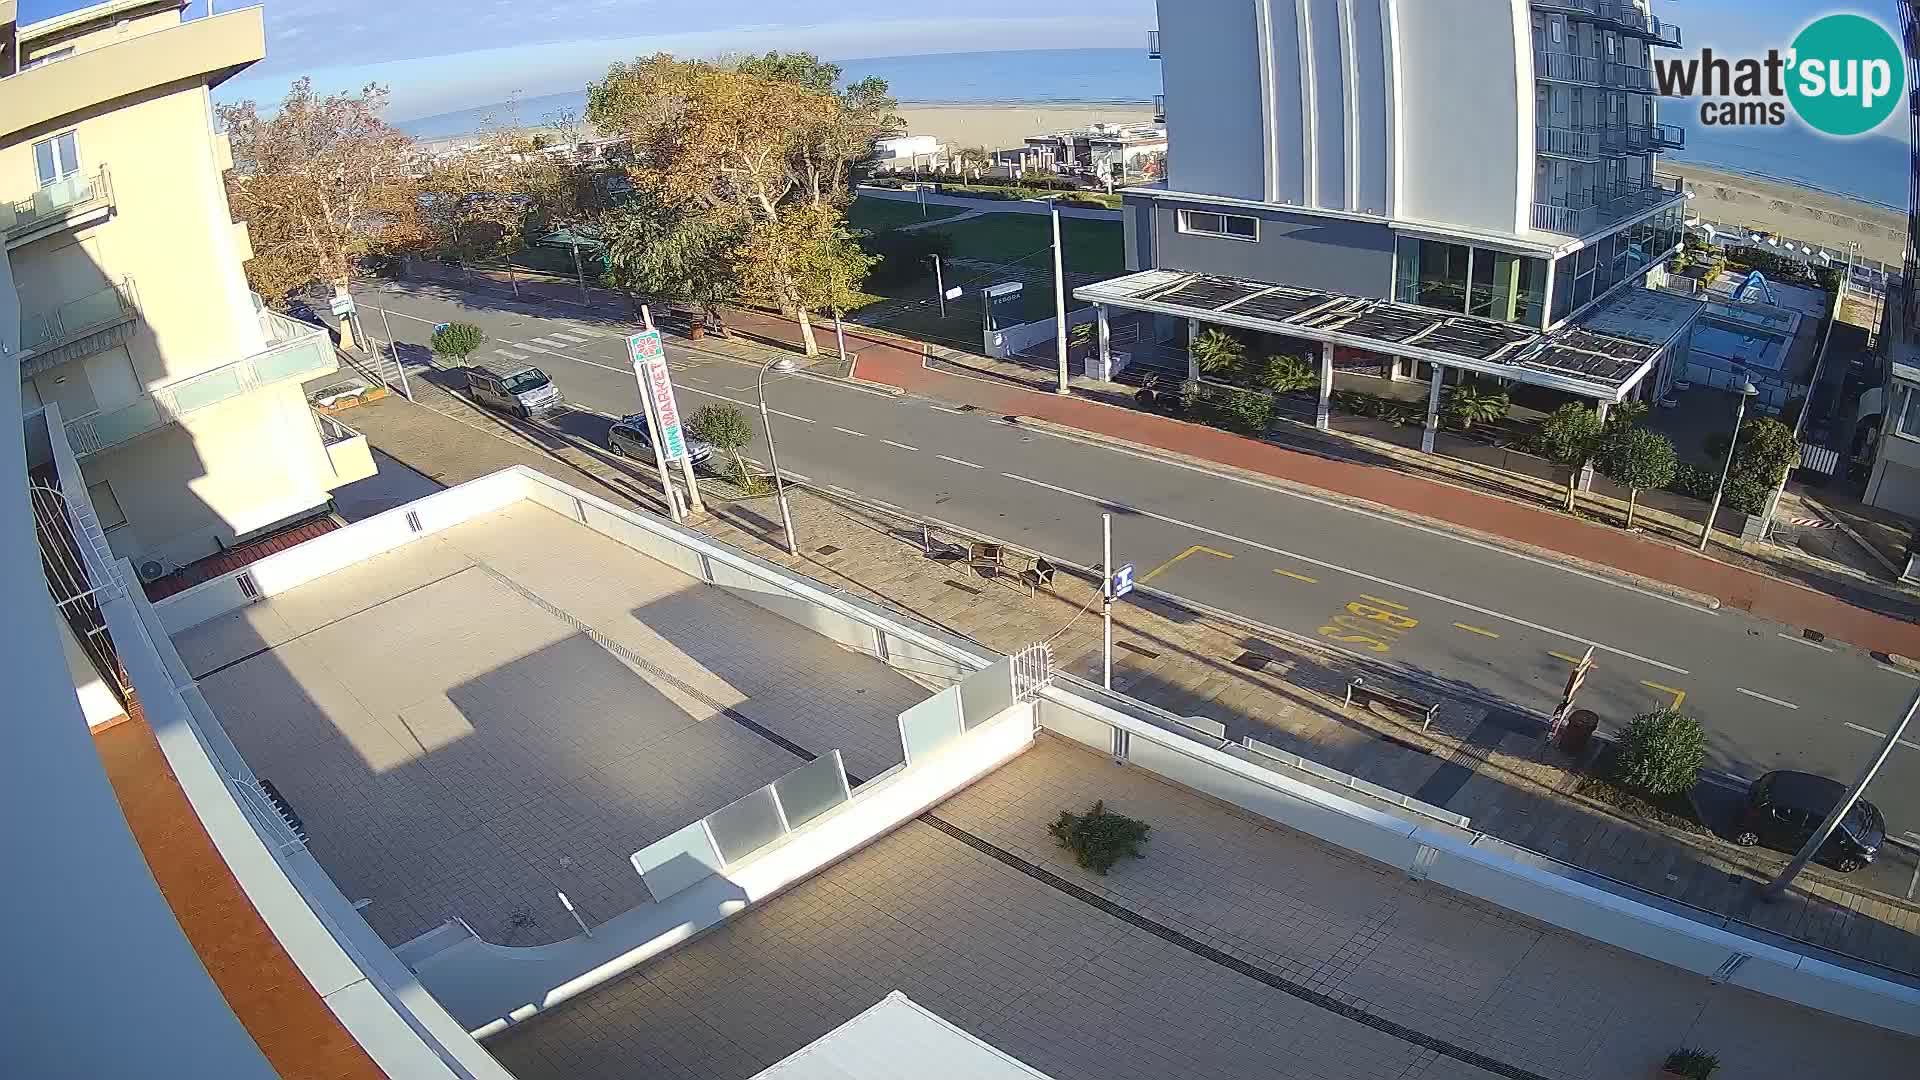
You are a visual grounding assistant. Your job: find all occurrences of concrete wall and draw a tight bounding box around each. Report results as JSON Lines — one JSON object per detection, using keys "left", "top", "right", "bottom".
{"left": 1159, "top": 0, "right": 1266, "bottom": 201}
{"left": 1148, "top": 197, "right": 1396, "bottom": 296}
{"left": 1124, "top": 194, "right": 1153, "bottom": 271}
{"left": 985, "top": 304, "right": 1098, "bottom": 359}
{"left": 1389, "top": 0, "right": 1528, "bottom": 235}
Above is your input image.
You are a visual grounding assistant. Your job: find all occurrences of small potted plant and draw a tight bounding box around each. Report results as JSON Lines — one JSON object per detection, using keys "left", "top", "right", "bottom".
{"left": 1135, "top": 373, "right": 1160, "bottom": 410}
{"left": 1662, "top": 1048, "right": 1719, "bottom": 1079}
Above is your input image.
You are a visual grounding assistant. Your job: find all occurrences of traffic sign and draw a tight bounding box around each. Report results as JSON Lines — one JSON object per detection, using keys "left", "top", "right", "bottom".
{"left": 331, "top": 295, "right": 356, "bottom": 317}
{"left": 1108, "top": 562, "right": 1135, "bottom": 600}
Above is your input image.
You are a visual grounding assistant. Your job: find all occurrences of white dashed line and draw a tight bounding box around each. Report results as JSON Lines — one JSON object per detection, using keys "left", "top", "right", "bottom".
{"left": 549, "top": 331, "right": 589, "bottom": 343}
{"left": 928, "top": 405, "right": 971, "bottom": 415}
{"left": 528, "top": 336, "right": 566, "bottom": 347}
{"left": 494, "top": 348, "right": 529, "bottom": 361}
{"left": 882, "top": 439, "right": 919, "bottom": 452}
{"left": 996, "top": 471, "right": 1689, "bottom": 676}
{"left": 1735, "top": 687, "right": 1800, "bottom": 710}
{"left": 939, "top": 455, "right": 984, "bottom": 469}
{"left": 1778, "top": 632, "right": 1834, "bottom": 652}
{"left": 1843, "top": 722, "right": 1920, "bottom": 750}
{"left": 834, "top": 427, "right": 868, "bottom": 438}
{"left": 827, "top": 484, "right": 857, "bottom": 497}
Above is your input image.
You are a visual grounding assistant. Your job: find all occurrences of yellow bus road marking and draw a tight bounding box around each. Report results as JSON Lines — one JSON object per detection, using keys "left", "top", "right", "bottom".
{"left": 1641, "top": 681, "right": 1686, "bottom": 710}
{"left": 1453, "top": 623, "right": 1501, "bottom": 639}
{"left": 1548, "top": 650, "right": 1585, "bottom": 666}
{"left": 1273, "top": 568, "right": 1318, "bottom": 583}
{"left": 1139, "top": 544, "right": 1234, "bottom": 584}
{"left": 1358, "top": 594, "right": 1407, "bottom": 610}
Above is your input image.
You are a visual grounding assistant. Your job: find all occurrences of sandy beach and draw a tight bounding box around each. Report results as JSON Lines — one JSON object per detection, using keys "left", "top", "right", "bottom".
{"left": 896, "top": 102, "right": 1158, "bottom": 152}
{"left": 1654, "top": 161, "right": 1904, "bottom": 268}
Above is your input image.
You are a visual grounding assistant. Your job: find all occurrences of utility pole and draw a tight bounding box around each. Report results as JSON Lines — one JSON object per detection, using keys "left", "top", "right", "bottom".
{"left": 1051, "top": 197, "right": 1070, "bottom": 395}
{"left": 1760, "top": 686, "right": 1917, "bottom": 899}
{"left": 932, "top": 255, "right": 947, "bottom": 319}
{"left": 833, "top": 310, "right": 848, "bottom": 366}
{"left": 570, "top": 238, "right": 589, "bottom": 305}
{"left": 1102, "top": 513, "right": 1114, "bottom": 690}
{"left": 1762, "top": 240, "right": 1854, "bottom": 542}
{"left": 1699, "top": 382, "right": 1756, "bottom": 552}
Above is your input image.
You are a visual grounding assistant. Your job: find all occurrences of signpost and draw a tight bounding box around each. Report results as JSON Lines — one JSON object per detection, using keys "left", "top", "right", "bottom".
{"left": 1549, "top": 645, "right": 1595, "bottom": 743}
{"left": 628, "top": 325, "right": 701, "bottom": 520}
{"left": 1100, "top": 513, "right": 1133, "bottom": 691}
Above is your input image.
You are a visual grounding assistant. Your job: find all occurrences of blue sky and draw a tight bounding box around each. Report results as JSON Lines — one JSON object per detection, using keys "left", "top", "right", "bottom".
{"left": 15, "top": 1, "right": 1908, "bottom": 124}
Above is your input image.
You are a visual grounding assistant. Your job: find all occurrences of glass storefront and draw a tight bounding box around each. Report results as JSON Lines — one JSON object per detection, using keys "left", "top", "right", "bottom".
{"left": 1394, "top": 237, "right": 1548, "bottom": 328}
{"left": 1545, "top": 200, "right": 1687, "bottom": 327}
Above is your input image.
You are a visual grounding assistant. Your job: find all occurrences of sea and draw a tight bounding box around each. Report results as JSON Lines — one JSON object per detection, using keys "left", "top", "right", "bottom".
{"left": 395, "top": 47, "right": 1908, "bottom": 211}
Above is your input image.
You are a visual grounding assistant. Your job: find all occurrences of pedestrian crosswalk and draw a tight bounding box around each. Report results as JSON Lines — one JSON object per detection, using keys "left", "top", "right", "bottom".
{"left": 495, "top": 348, "right": 530, "bottom": 361}
{"left": 548, "top": 331, "right": 590, "bottom": 343}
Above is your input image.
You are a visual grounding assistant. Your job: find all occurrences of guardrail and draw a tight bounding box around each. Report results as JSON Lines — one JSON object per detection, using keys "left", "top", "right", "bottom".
{"left": 1147, "top": 29, "right": 1159, "bottom": 57}
{"left": 1152, "top": 94, "right": 1165, "bottom": 122}
{"left": 1533, "top": 49, "right": 1602, "bottom": 84}
{"left": 1606, "top": 61, "right": 1654, "bottom": 92}
{"left": 18, "top": 277, "right": 136, "bottom": 357}
{"left": 2, "top": 165, "right": 110, "bottom": 239}
{"left": 1537, "top": 125, "right": 1602, "bottom": 159}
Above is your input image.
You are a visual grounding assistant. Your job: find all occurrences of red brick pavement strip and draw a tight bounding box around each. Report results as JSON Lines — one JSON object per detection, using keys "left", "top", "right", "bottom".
{"left": 720, "top": 308, "right": 1920, "bottom": 658}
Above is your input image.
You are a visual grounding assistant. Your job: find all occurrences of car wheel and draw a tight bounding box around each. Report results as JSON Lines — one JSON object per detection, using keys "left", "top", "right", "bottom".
{"left": 1834, "top": 856, "right": 1863, "bottom": 873}
{"left": 1733, "top": 829, "right": 1761, "bottom": 847}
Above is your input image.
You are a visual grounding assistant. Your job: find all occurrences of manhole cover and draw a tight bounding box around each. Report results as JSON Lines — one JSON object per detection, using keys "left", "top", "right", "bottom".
{"left": 815, "top": 545, "right": 841, "bottom": 556}
{"left": 1233, "top": 651, "right": 1272, "bottom": 672}
{"left": 1803, "top": 628, "right": 1826, "bottom": 643}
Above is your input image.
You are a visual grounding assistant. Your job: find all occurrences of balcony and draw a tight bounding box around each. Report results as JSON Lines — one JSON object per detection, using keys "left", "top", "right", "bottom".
{"left": 314, "top": 410, "right": 376, "bottom": 488}
{"left": 1532, "top": 197, "right": 1598, "bottom": 236}
{"left": 1153, "top": 94, "right": 1165, "bottom": 123}
{"left": 1537, "top": 125, "right": 1603, "bottom": 160}
{"left": 62, "top": 312, "right": 337, "bottom": 460}
{"left": 1605, "top": 62, "right": 1654, "bottom": 92}
{"left": 1534, "top": 49, "right": 1603, "bottom": 85}
{"left": 2, "top": 167, "right": 112, "bottom": 247}
{"left": 1532, "top": 0, "right": 1603, "bottom": 16}
{"left": 1623, "top": 123, "right": 1652, "bottom": 152}
{"left": 1532, "top": 175, "right": 1682, "bottom": 238}
{"left": 1651, "top": 122, "right": 1685, "bottom": 150}
{"left": 18, "top": 279, "right": 139, "bottom": 375}
{"left": 1148, "top": 30, "right": 1160, "bottom": 59}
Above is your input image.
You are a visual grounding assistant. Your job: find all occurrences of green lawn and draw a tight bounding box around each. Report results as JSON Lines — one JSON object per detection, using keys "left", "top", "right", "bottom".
{"left": 927, "top": 212, "right": 1125, "bottom": 276}
{"left": 846, "top": 195, "right": 966, "bottom": 233}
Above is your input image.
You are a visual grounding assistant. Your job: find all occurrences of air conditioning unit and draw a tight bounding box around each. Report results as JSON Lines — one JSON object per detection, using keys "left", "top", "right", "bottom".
{"left": 137, "top": 559, "right": 166, "bottom": 583}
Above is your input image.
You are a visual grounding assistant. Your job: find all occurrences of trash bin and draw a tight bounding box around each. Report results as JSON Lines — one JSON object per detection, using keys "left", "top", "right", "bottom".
{"left": 1558, "top": 709, "right": 1599, "bottom": 753}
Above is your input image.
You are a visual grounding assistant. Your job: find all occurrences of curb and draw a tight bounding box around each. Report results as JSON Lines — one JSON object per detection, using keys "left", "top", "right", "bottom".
{"left": 1005, "top": 413, "right": 1725, "bottom": 613}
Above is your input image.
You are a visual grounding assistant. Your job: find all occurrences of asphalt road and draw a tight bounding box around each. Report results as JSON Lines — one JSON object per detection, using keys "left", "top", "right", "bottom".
{"left": 350, "top": 282, "right": 1920, "bottom": 884}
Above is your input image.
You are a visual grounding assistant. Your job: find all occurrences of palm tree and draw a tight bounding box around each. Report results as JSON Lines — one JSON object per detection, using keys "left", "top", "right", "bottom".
{"left": 1446, "top": 382, "right": 1511, "bottom": 432}
{"left": 1256, "top": 354, "right": 1317, "bottom": 394}
{"left": 1191, "top": 328, "right": 1246, "bottom": 377}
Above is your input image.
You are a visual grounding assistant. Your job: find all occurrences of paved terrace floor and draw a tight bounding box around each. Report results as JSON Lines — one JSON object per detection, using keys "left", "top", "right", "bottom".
{"left": 490, "top": 736, "right": 1917, "bottom": 1080}
{"left": 171, "top": 501, "right": 923, "bottom": 947}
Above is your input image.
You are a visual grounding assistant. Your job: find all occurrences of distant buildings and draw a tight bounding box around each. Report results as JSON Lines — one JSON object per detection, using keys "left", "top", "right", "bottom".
{"left": 1021, "top": 123, "right": 1166, "bottom": 183}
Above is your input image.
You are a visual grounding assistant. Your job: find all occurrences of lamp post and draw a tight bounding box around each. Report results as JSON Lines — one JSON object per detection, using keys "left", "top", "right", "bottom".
{"left": 1699, "top": 381, "right": 1757, "bottom": 552}
{"left": 1760, "top": 685, "right": 1918, "bottom": 900}
{"left": 758, "top": 355, "right": 799, "bottom": 555}
{"left": 1050, "top": 195, "right": 1070, "bottom": 395}
{"left": 1762, "top": 240, "right": 1854, "bottom": 542}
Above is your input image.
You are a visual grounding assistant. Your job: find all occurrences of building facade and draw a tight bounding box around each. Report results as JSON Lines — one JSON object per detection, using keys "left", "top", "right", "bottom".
{"left": 1126, "top": 0, "right": 1688, "bottom": 332}
{"left": 3, "top": 0, "right": 365, "bottom": 581}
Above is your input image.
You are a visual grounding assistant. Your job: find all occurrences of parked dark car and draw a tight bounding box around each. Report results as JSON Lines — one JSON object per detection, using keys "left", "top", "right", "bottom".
{"left": 1733, "top": 770, "right": 1884, "bottom": 872}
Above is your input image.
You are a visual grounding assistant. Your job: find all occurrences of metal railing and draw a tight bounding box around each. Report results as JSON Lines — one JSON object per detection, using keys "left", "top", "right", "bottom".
{"left": 313, "top": 408, "right": 362, "bottom": 446}
{"left": 1623, "top": 123, "right": 1652, "bottom": 151}
{"left": 1147, "top": 29, "right": 1160, "bottom": 58}
{"left": 1152, "top": 94, "right": 1165, "bottom": 122}
{"left": 1651, "top": 122, "right": 1685, "bottom": 150}
{"left": 63, "top": 317, "right": 336, "bottom": 458}
{"left": 18, "top": 278, "right": 137, "bottom": 356}
{"left": 1536, "top": 125, "right": 1603, "bottom": 159}
{"left": 1533, "top": 0, "right": 1602, "bottom": 16}
{"left": 1532, "top": 198, "right": 1598, "bottom": 235}
{"left": 2, "top": 166, "right": 111, "bottom": 239}
{"left": 1606, "top": 61, "right": 1655, "bottom": 92}
{"left": 1533, "top": 49, "right": 1603, "bottom": 84}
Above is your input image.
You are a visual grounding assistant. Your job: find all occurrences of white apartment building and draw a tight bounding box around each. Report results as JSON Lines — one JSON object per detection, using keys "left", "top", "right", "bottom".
{"left": 3, "top": 0, "right": 369, "bottom": 585}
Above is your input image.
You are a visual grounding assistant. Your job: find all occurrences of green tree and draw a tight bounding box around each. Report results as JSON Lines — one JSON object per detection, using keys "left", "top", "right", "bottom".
{"left": 1612, "top": 709, "right": 1709, "bottom": 797}
{"left": 1605, "top": 398, "right": 1649, "bottom": 433}
{"left": 600, "top": 195, "right": 745, "bottom": 334}
{"left": 1705, "top": 414, "right": 1800, "bottom": 514}
{"left": 430, "top": 322, "right": 485, "bottom": 361}
{"left": 1445, "top": 382, "right": 1511, "bottom": 432}
{"left": 1191, "top": 328, "right": 1246, "bottom": 377}
{"left": 685, "top": 403, "right": 757, "bottom": 486}
{"left": 1596, "top": 427, "right": 1678, "bottom": 529}
{"left": 1533, "top": 403, "right": 1608, "bottom": 512}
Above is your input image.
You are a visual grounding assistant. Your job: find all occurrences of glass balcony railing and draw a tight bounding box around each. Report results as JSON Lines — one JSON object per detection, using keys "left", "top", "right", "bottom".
{"left": 1534, "top": 50, "right": 1603, "bottom": 84}
{"left": 1532, "top": 198, "right": 1598, "bottom": 236}
{"left": 1153, "top": 94, "right": 1165, "bottom": 122}
{"left": 1651, "top": 122, "right": 1685, "bottom": 150}
{"left": 1147, "top": 29, "right": 1160, "bottom": 58}
{"left": 63, "top": 312, "right": 337, "bottom": 459}
{"left": 1, "top": 167, "right": 112, "bottom": 241}
{"left": 1533, "top": 175, "right": 1682, "bottom": 237}
{"left": 19, "top": 279, "right": 137, "bottom": 357}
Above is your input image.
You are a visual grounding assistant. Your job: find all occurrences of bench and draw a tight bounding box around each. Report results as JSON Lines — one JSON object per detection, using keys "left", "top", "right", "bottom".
{"left": 1343, "top": 677, "right": 1441, "bottom": 732}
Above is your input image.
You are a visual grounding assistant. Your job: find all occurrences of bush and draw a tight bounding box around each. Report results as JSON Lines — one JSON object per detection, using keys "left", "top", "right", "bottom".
{"left": 1664, "top": 1048, "right": 1720, "bottom": 1079}
{"left": 1612, "top": 710, "right": 1709, "bottom": 797}
{"left": 1049, "top": 800, "right": 1150, "bottom": 874}
{"left": 1255, "top": 354, "right": 1317, "bottom": 394}
{"left": 1664, "top": 462, "right": 1719, "bottom": 500}
{"left": 1192, "top": 328, "right": 1247, "bottom": 376}
{"left": 1722, "top": 472, "right": 1774, "bottom": 515}
{"left": 1445, "top": 383, "right": 1511, "bottom": 431}
{"left": 686, "top": 403, "right": 756, "bottom": 481}
{"left": 1217, "top": 388, "right": 1276, "bottom": 435}
{"left": 431, "top": 321, "right": 485, "bottom": 361}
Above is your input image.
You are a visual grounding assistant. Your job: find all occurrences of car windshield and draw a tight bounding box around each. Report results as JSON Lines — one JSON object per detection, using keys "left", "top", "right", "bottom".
{"left": 502, "top": 370, "right": 550, "bottom": 394}
{"left": 1841, "top": 801, "right": 1885, "bottom": 842}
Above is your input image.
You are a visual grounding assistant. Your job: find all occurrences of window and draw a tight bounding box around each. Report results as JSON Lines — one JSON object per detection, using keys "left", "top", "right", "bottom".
{"left": 86, "top": 481, "right": 127, "bottom": 531}
{"left": 33, "top": 131, "right": 80, "bottom": 188}
{"left": 1550, "top": 19, "right": 1563, "bottom": 43}
{"left": 1895, "top": 384, "right": 1920, "bottom": 441}
{"left": 1178, "top": 209, "right": 1258, "bottom": 241}
{"left": 23, "top": 46, "right": 74, "bottom": 70}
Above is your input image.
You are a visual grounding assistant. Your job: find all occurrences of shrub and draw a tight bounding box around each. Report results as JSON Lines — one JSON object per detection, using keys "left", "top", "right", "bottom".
{"left": 1191, "top": 328, "right": 1247, "bottom": 376}
{"left": 1217, "top": 388, "right": 1276, "bottom": 434}
{"left": 1722, "top": 472, "right": 1774, "bottom": 515}
{"left": 1445, "top": 383, "right": 1511, "bottom": 431}
{"left": 1595, "top": 427, "right": 1678, "bottom": 528}
{"left": 1255, "top": 354, "right": 1317, "bottom": 394}
{"left": 1049, "top": 800, "right": 1150, "bottom": 874}
{"left": 1664, "top": 1048, "right": 1720, "bottom": 1079}
{"left": 430, "top": 321, "right": 485, "bottom": 361}
{"left": 686, "top": 403, "right": 756, "bottom": 482}
{"left": 1612, "top": 709, "right": 1709, "bottom": 797}
{"left": 1663, "top": 462, "right": 1718, "bottom": 500}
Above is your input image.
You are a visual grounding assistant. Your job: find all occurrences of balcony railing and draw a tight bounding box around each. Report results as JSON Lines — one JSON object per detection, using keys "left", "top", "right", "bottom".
{"left": 1651, "top": 122, "right": 1685, "bottom": 150}
{"left": 1623, "top": 123, "right": 1652, "bottom": 151}
{"left": 1537, "top": 125, "right": 1603, "bottom": 160}
{"left": 1147, "top": 29, "right": 1160, "bottom": 58}
{"left": 1532, "top": 198, "right": 1598, "bottom": 236}
{"left": 314, "top": 409, "right": 361, "bottom": 447}
{"left": 1533, "top": 175, "right": 1681, "bottom": 237}
{"left": 1534, "top": 49, "right": 1603, "bottom": 84}
{"left": 19, "top": 279, "right": 138, "bottom": 359}
{"left": 1605, "top": 62, "right": 1654, "bottom": 92}
{"left": 1532, "top": 0, "right": 1602, "bottom": 16}
{"left": 1153, "top": 94, "right": 1165, "bottom": 122}
{"left": 63, "top": 313, "right": 337, "bottom": 459}
{"left": 1, "top": 167, "right": 112, "bottom": 243}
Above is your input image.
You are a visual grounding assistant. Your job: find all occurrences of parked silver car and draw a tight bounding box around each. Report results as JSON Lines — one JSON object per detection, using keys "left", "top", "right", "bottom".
{"left": 467, "top": 366, "right": 563, "bottom": 418}
{"left": 607, "top": 412, "right": 715, "bottom": 469}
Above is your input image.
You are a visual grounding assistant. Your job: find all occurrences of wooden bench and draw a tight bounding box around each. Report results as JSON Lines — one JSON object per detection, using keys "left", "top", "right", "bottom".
{"left": 1343, "top": 677, "right": 1441, "bottom": 732}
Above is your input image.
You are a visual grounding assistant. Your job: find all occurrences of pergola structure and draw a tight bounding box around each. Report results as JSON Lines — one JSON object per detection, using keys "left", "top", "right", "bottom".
{"left": 1076, "top": 270, "right": 1703, "bottom": 460}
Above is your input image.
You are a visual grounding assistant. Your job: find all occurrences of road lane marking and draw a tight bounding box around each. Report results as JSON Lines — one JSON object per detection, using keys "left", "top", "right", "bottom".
{"left": 1140, "top": 545, "right": 1234, "bottom": 584}
{"left": 1640, "top": 681, "right": 1686, "bottom": 710}
{"left": 528, "top": 336, "right": 566, "bottom": 347}
{"left": 833, "top": 427, "right": 868, "bottom": 438}
{"left": 1548, "top": 651, "right": 1586, "bottom": 666}
{"left": 1272, "top": 569, "right": 1318, "bottom": 584}
{"left": 938, "top": 455, "right": 984, "bottom": 469}
{"left": 1454, "top": 623, "right": 1501, "bottom": 639}
{"left": 882, "top": 439, "right": 919, "bottom": 451}
{"left": 928, "top": 405, "right": 971, "bottom": 415}
{"left": 996, "top": 471, "right": 1689, "bottom": 676}
{"left": 1842, "top": 722, "right": 1920, "bottom": 750}
{"left": 1736, "top": 687, "right": 1800, "bottom": 710}
{"left": 1777, "top": 632, "right": 1833, "bottom": 652}
{"left": 494, "top": 348, "right": 530, "bottom": 360}
{"left": 549, "top": 331, "right": 588, "bottom": 343}
{"left": 1358, "top": 594, "right": 1407, "bottom": 610}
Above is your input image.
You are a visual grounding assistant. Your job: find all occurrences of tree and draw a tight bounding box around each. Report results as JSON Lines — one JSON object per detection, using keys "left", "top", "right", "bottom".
{"left": 220, "top": 78, "right": 416, "bottom": 304}
{"left": 431, "top": 322, "right": 484, "bottom": 361}
{"left": 600, "top": 196, "right": 745, "bottom": 333}
{"left": 1445, "top": 382, "right": 1511, "bottom": 432}
{"left": 1534, "top": 403, "right": 1607, "bottom": 512}
{"left": 1191, "top": 328, "right": 1246, "bottom": 377}
{"left": 686, "top": 403, "right": 757, "bottom": 486}
{"left": 1596, "top": 427, "right": 1678, "bottom": 529}
{"left": 1612, "top": 709, "right": 1709, "bottom": 797}
{"left": 1704, "top": 414, "right": 1800, "bottom": 514}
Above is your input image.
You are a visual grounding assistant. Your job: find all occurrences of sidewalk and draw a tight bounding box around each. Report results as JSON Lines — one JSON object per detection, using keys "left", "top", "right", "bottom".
{"left": 332, "top": 373, "right": 1920, "bottom": 984}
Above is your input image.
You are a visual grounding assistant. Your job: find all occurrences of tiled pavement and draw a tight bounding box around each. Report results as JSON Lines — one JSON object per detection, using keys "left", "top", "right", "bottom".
{"left": 489, "top": 738, "right": 1918, "bottom": 1080}
{"left": 336, "top": 366, "right": 1920, "bottom": 976}
{"left": 176, "top": 500, "right": 923, "bottom": 948}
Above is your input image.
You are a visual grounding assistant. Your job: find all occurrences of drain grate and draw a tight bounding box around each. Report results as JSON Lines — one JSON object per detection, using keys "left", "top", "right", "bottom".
{"left": 1802, "top": 628, "right": 1826, "bottom": 643}
{"left": 1233, "top": 651, "right": 1273, "bottom": 672}
{"left": 1115, "top": 641, "right": 1161, "bottom": 659}
{"left": 955, "top": 404, "right": 978, "bottom": 412}
{"left": 815, "top": 545, "right": 841, "bottom": 556}
{"left": 943, "top": 579, "right": 983, "bottom": 595}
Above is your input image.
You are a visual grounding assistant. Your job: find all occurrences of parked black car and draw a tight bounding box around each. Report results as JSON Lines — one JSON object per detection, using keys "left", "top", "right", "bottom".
{"left": 1733, "top": 770, "right": 1885, "bottom": 873}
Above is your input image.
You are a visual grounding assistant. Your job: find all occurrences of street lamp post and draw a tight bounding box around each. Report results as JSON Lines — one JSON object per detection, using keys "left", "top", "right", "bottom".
{"left": 1699, "top": 381, "right": 1757, "bottom": 552}
{"left": 1761, "top": 240, "right": 1855, "bottom": 543}
{"left": 1760, "top": 685, "right": 1918, "bottom": 899}
{"left": 1050, "top": 196, "right": 1070, "bottom": 395}
{"left": 758, "top": 355, "right": 800, "bottom": 556}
